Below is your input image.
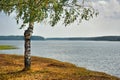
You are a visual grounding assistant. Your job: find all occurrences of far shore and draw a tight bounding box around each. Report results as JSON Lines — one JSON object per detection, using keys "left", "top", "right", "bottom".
{"left": 1, "top": 35, "right": 120, "bottom": 41}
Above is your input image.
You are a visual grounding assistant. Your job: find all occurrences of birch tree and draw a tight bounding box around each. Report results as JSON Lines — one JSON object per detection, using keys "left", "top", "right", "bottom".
{"left": 0, "top": 0, "right": 98, "bottom": 70}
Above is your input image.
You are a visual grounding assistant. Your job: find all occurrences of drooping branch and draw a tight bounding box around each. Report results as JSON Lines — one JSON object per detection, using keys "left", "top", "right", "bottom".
{"left": 0, "top": 2, "right": 28, "bottom": 7}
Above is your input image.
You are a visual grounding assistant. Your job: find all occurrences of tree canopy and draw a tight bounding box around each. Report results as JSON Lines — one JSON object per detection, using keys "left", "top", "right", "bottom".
{"left": 0, "top": 0, "right": 98, "bottom": 28}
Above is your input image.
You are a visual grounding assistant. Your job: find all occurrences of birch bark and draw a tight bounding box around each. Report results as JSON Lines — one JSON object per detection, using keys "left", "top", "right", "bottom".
{"left": 24, "top": 22, "right": 34, "bottom": 70}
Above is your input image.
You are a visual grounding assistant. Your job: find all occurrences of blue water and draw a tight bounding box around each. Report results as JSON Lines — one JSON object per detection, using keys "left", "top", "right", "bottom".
{"left": 0, "top": 40, "right": 120, "bottom": 78}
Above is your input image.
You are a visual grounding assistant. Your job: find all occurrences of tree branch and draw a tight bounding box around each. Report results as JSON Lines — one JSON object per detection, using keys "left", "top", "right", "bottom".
{"left": 0, "top": 2, "right": 28, "bottom": 7}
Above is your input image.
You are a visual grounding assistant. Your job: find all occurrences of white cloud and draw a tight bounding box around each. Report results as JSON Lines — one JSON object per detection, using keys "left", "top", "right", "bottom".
{"left": 0, "top": 0, "right": 120, "bottom": 37}
{"left": 91, "top": 0, "right": 120, "bottom": 19}
{"left": 98, "top": 0, "right": 107, "bottom": 5}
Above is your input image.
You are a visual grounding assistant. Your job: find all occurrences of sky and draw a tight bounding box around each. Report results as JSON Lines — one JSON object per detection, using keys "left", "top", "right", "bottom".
{"left": 0, "top": 0, "right": 120, "bottom": 38}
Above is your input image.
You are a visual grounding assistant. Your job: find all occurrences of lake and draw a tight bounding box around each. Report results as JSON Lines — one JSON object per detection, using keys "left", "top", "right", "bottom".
{"left": 0, "top": 40, "right": 120, "bottom": 78}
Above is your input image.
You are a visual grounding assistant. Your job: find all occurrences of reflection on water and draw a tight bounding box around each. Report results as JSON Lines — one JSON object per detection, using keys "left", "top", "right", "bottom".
{"left": 0, "top": 40, "right": 120, "bottom": 77}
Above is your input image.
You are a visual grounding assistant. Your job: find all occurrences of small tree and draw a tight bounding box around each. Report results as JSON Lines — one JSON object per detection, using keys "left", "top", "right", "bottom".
{"left": 0, "top": 0, "right": 98, "bottom": 70}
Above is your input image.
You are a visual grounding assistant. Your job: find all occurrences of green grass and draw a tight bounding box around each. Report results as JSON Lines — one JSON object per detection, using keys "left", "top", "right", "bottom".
{"left": 0, "top": 54, "right": 120, "bottom": 80}
{"left": 0, "top": 45, "right": 18, "bottom": 50}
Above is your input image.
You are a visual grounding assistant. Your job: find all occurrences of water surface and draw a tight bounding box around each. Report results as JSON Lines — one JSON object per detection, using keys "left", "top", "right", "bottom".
{"left": 0, "top": 40, "right": 120, "bottom": 77}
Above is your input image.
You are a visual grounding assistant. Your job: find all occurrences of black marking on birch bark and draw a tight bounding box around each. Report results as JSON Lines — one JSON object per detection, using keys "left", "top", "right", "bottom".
{"left": 23, "top": 22, "right": 34, "bottom": 70}
{"left": 24, "top": 29, "right": 32, "bottom": 70}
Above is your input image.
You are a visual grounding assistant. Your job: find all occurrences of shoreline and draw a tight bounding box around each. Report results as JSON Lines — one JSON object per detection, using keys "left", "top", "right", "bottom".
{"left": 0, "top": 54, "right": 120, "bottom": 80}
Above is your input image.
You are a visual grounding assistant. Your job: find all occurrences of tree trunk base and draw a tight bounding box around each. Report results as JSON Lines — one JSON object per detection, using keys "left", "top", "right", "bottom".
{"left": 22, "top": 67, "right": 31, "bottom": 71}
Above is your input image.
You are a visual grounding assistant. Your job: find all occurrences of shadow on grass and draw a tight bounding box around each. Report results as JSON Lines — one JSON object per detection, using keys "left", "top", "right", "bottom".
{"left": 0, "top": 69, "right": 50, "bottom": 80}
{"left": 0, "top": 69, "right": 27, "bottom": 80}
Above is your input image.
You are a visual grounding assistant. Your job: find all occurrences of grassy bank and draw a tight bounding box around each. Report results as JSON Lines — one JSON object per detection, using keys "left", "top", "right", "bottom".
{"left": 0, "top": 45, "right": 17, "bottom": 50}
{"left": 0, "top": 54, "right": 119, "bottom": 80}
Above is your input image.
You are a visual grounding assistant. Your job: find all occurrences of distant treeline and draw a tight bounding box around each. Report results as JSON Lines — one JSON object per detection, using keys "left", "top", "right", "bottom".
{"left": 0, "top": 36, "right": 120, "bottom": 41}
{"left": 46, "top": 36, "right": 120, "bottom": 41}
{"left": 0, "top": 36, "right": 44, "bottom": 40}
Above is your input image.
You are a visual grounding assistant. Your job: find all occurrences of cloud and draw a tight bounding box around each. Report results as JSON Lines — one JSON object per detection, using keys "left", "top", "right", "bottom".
{"left": 0, "top": 0, "right": 120, "bottom": 37}
{"left": 91, "top": 0, "right": 120, "bottom": 19}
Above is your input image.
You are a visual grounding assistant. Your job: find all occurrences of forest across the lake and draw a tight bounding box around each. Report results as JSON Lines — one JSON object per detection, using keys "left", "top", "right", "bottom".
{"left": 1, "top": 36, "right": 120, "bottom": 41}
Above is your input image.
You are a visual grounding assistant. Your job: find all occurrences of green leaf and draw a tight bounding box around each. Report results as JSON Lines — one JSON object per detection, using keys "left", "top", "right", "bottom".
{"left": 0, "top": 0, "right": 98, "bottom": 27}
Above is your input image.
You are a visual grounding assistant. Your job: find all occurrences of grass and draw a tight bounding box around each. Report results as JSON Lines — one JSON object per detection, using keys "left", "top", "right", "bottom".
{"left": 0, "top": 45, "right": 18, "bottom": 50}
{"left": 0, "top": 54, "right": 120, "bottom": 80}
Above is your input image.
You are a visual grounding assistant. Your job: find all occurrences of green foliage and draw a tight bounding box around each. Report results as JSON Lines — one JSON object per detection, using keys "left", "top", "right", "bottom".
{"left": 0, "top": 0, "right": 98, "bottom": 27}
